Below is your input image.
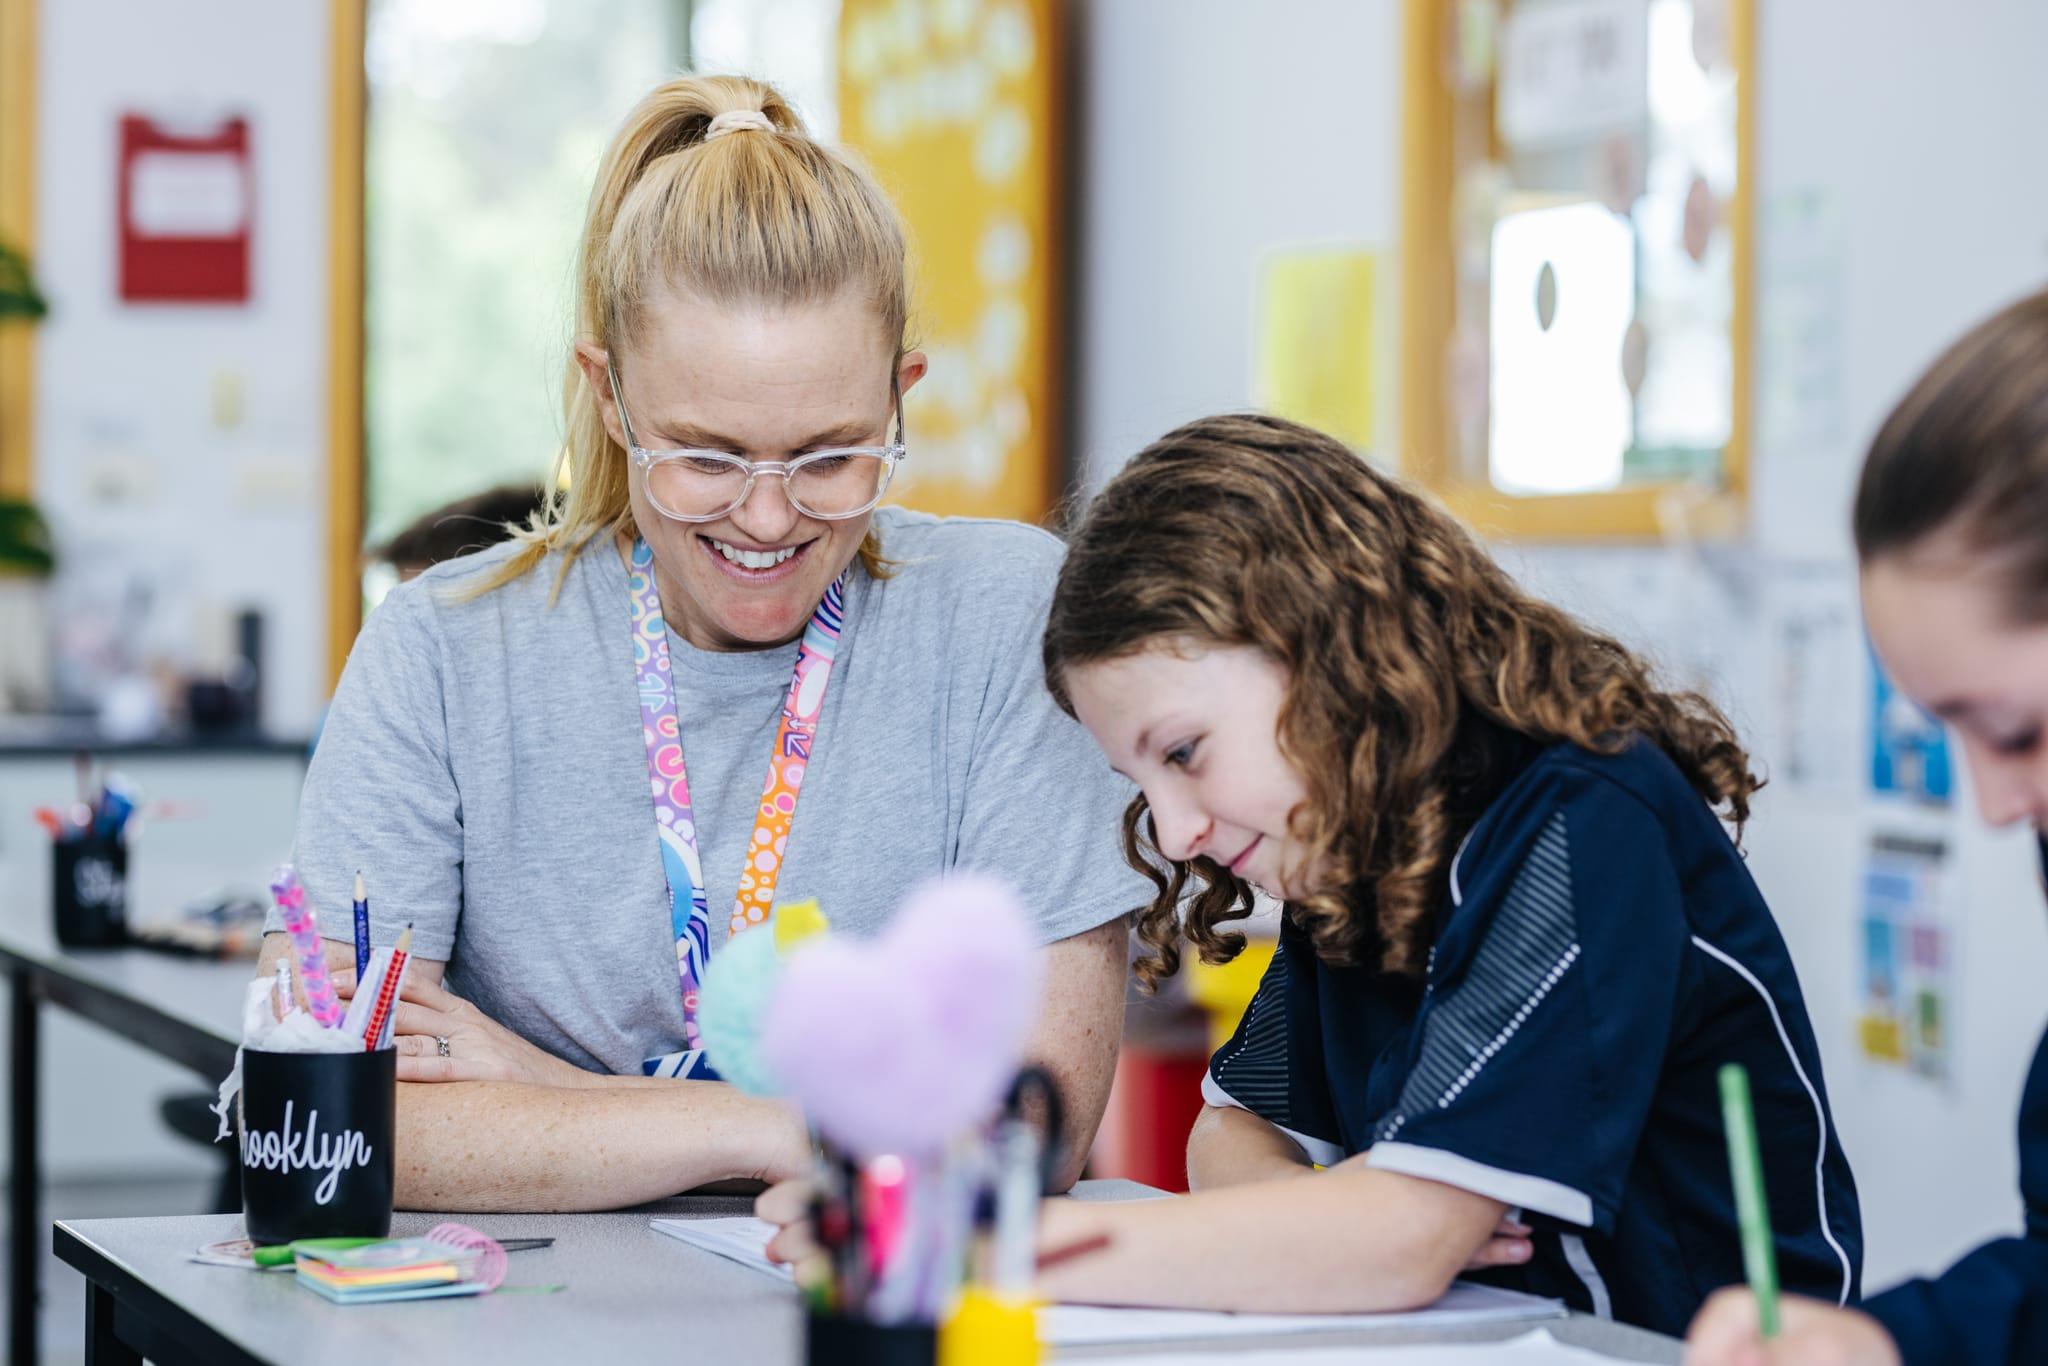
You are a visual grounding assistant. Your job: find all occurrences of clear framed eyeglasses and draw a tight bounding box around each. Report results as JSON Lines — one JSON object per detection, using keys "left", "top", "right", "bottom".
{"left": 606, "top": 360, "right": 907, "bottom": 524}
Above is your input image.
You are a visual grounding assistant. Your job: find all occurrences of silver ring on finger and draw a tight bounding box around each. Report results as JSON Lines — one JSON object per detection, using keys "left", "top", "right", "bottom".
{"left": 435, "top": 1035, "right": 452, "bottom": 1058}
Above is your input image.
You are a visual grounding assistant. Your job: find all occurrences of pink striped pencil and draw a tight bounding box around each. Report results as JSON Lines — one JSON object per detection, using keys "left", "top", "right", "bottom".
{"left": 269, "top": 865, "right": 344, "bottom": 1028}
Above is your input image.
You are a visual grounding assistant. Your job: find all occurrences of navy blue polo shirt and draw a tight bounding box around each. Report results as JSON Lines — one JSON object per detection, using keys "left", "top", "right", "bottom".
{"left": 1206, "top": 739, "right": 1863, "bottom": 1337}
{"left": 1861, "top": 834, "right": 2048, "bottom": 1364}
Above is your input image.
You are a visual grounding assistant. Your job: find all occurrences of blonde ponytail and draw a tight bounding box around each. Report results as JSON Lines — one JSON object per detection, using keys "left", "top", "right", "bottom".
{"left": 476, "top": 74, "right": 909, "bottom": 600}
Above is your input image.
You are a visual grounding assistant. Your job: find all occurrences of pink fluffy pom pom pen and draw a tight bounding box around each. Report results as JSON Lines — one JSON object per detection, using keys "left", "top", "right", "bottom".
{"left": 271, "top": 864, "right": 345, "bottom": 1028}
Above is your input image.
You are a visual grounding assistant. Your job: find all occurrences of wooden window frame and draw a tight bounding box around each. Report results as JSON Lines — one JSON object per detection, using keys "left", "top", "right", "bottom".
{"left": 327, "top": 0, "right": 367, "bottom": 688}
{"left": 1397, "top": 0, "right": 1755, "bottom": 541}
{"left": 0, "top": 0, "right": 36, "bottom": 500}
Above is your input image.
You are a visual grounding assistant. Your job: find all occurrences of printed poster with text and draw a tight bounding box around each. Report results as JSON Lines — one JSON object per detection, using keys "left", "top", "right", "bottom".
{"left": 1857, "top": 834, "right": 1955, "bottom": 1082}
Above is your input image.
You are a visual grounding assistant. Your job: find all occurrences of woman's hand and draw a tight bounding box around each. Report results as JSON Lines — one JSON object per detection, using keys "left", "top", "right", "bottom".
{"left": 1685, "top": 1288, "right": 1902, "bottom": 1366}
{"left": 335, "top": 968, "right": 592, "bottom": 1087}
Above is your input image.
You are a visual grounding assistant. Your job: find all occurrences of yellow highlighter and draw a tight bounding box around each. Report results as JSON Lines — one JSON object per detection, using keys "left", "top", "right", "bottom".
{"left": 942, "top": 1286, "right": 1040, "bottom": 1366}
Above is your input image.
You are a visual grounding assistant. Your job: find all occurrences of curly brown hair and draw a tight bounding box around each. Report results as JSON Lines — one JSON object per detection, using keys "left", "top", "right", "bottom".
{"left": 1043, "top": 413, "right": 1760, "bottom": 989}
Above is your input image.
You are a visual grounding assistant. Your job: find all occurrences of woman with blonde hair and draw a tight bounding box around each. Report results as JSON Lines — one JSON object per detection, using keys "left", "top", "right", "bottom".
{"left": 259, "top": 75, "right": 1133, "bottom": 1209}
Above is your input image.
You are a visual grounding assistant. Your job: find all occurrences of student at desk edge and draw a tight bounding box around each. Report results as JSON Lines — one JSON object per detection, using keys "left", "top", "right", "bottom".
{"left": 1689, "top": 291, "right": 2048, "bottom": 1364}
{"left": 1028, "top": 414, "right": 1862, "bottom": 1337}
{"left": 257, "top": 74, "right": 1136, "bottom": 1211}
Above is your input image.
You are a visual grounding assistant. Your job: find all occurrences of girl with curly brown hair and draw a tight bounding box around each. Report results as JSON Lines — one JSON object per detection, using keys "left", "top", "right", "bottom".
{"left": 1029, "top": 413, "right": 1861, "bottom": 1336}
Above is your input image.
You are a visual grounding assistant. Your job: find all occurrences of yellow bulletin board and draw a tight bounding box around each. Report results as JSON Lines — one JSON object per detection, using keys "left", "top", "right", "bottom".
{"left": 838, "top": 0, "right": 1062, "bottom": 523}
{"left": 1255, "top": 247, "right": 1378, "bottom": 456}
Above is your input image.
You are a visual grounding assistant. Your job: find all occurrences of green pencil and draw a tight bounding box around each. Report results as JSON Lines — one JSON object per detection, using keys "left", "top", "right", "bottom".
{"left": 1718, "top": 1062, "right": 1780, "bottom": 1338}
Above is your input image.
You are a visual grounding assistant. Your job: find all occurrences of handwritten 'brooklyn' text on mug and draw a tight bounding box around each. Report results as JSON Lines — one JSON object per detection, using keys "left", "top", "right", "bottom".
{"left": 240, "top": 1099, "right": 374, "bottom": 1205}
{"left": 72, "top": 858, "right": 123, "bottom": 905}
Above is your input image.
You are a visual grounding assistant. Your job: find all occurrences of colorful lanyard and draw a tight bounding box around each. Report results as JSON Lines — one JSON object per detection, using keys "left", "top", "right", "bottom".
{"left": 628, "top": 539, "right": 846, "bottom": 1078}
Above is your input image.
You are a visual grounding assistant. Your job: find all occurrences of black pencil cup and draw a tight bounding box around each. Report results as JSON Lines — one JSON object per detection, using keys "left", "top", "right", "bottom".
{"left": 52, "top": 833, "right": 128, "bottom": 948}
{"left": 805, "top": 1313, "right": 937, "bottom": 1366}
{"left": 238, "top": 1046, "right": 396, "bottom": 1246}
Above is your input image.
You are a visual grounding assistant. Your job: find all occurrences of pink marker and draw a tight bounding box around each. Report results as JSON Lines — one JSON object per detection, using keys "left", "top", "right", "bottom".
{"left": 270, "top": 865, "right": 344, "bottom": 1028}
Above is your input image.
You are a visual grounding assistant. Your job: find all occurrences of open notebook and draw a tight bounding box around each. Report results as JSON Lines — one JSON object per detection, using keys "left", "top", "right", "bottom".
{"left": 650, "top": 1215, "right": 1565, "bottom": 1347}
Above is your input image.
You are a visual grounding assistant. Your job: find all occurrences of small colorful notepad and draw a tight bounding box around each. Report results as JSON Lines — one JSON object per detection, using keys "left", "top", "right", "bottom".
{"left": 293, "top": 1237, "right": 491, "bottom": 1305}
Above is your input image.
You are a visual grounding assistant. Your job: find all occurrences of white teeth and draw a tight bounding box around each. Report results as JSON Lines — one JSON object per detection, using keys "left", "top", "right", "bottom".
{"left": 709, "top": 539, "right": 797, "bottom": 570}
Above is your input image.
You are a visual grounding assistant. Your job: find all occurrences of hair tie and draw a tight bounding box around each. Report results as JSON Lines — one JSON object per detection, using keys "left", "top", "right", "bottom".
{"left": 705, "top": 109, "right": 775, "bottom": 141}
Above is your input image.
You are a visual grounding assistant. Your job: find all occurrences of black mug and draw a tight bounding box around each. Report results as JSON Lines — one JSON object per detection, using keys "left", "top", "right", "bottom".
{"left": 52, "top": 834, "right": 128, "bottom": 948}
{"left": 805, "top": 1313, "right": 937, "bottom": 1366}
{"left": 239, "top": 1046, "right": 396, "bottom": 1246}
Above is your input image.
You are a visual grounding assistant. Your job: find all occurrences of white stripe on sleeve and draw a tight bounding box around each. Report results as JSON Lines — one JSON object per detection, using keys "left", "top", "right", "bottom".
{"left": 1200, "top": 1070, "right": 1346, "bottom": 1167}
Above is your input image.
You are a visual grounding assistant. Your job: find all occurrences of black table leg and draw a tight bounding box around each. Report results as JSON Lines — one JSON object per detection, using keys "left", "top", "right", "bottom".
{"left": 9, "top": 963, "right": 39, "bottom": 1366}
{"left": 84, "top": 1280, "right": 140, "bottom": 1366}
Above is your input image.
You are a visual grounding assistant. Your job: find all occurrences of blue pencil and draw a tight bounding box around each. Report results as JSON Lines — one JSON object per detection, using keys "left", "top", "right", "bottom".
{"left": 352, "top": 870, "right": 370, "bottom": 980}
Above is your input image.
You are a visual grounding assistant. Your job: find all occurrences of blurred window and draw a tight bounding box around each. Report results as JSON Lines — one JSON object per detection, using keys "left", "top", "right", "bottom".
{"left": 361, "top": 0, "right": 692, "bottom": 597}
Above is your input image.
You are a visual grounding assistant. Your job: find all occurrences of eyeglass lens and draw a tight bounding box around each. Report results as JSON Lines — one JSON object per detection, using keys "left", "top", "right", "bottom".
{"left": 644, "top": 452, "right": 891, "bottom": 521}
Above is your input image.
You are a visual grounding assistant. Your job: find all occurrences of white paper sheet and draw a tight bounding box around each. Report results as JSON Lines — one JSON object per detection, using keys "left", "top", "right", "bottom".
{"left": 1082, "top": 1328, "right": 1622, "bottom": 1364}
{"left": 651, "top": 1216, "right": 792, "bottom": 1279}
{"left": 1042, "top": 1282, "right": 1562, "bottom": 1346}
{"left": 650, "top": 1216, "right": 1565, "bottom": 1346}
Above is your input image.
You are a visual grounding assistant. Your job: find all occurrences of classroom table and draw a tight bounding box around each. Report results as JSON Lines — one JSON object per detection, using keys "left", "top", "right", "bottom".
{"left": 55, "top": 1200, "right": 1684, "bottom": 1364}
{"left": 1, "top": 890, "right": 1683, "bottom": 1366}
{"left": 0, "top": 883, "right": 254, "bottom": 1366}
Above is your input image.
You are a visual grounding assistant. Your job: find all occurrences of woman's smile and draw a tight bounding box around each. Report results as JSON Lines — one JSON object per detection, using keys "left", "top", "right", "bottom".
{"left": 697, "top": 532, "right": 815, "bottom": 584}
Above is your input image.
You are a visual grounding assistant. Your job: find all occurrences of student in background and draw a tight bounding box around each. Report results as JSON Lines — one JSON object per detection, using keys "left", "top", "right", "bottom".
{"left": 1687, "top": 291, "right": 2048, "bottom": 1364}
{"left": 260, "top": 74, "right": 1134, "bottom": 1212}
{"left": 1028, "top": 414, "right": 1861, "bottom": 1336}
{"left": 371, "top": 482, "right": 551, "bottom": 582}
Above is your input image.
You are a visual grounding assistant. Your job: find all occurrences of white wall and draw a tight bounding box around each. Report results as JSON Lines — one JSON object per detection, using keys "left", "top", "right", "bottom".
{"left": 1074, "top": 0, "right": 2048, "bottom": 1290}
{"left": 1072, "top": 0, "right": 1404, "bottom": 481}
{"left": 33, "top": 0, "right": 335, "bottom": 737}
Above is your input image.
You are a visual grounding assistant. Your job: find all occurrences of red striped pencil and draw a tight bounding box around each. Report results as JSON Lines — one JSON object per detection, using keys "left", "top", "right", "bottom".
{"left": 361, "top": 924, "right": 412, "bottom": 1051}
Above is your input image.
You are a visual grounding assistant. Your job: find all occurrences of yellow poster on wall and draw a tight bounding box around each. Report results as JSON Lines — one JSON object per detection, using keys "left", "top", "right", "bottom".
{"left": 838, "top": 0, "right": 1060, "bottom": 522}
{"left": 1254, "top": 246, "right": 1377, "bottom": 454}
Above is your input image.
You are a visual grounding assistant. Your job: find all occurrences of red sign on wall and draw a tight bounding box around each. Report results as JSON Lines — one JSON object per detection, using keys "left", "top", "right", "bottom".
{"left": 117, "top": 114, "right": 252, "bottom": 304}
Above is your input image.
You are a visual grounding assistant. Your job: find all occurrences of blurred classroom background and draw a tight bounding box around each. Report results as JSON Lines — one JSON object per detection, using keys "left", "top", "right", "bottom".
{"left": 1, "top": 0, "right": 2045, "bottom": 1358}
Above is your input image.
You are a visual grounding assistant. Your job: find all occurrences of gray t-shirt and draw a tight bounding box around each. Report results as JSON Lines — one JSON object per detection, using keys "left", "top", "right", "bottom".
{"left": 283, "top": 508, "right": 1142, "bottom": 1074}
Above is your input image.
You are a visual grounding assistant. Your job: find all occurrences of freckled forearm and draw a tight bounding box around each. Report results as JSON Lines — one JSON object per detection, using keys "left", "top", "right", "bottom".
{"left": 1025, "top": 919, "right": 1130, "bottom": 1191}
{"left": 392, "top": 1080, "right": 805, "bottom": 1211}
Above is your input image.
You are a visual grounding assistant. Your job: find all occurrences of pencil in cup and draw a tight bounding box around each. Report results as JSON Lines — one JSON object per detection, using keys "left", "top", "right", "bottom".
{"left": 1718, "top": 1062, "right": 1780, "bottom": 1338}
{"left": 270, "top": 866, "right": 345, "bottom": 1028}
{"left": 361, "top": 926, "right": 413, "bottom": 1052}
{"left": 352, "top": 870, "right": 370, "bottom": 981}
